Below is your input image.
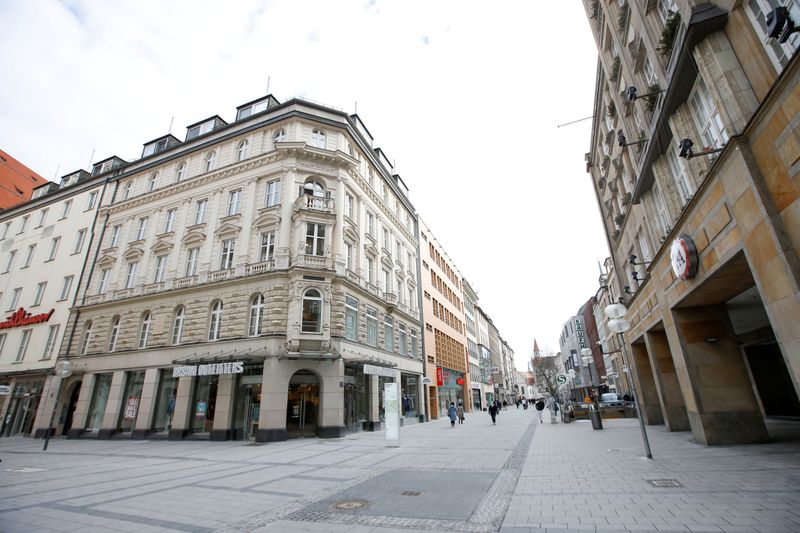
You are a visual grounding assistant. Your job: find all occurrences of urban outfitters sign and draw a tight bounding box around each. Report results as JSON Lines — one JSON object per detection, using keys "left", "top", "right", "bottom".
{"left": 172, "top": 362, "right": 244, "bottom": 378}
{"left": 363, "top": 364, "right": 396, "bottom": 378}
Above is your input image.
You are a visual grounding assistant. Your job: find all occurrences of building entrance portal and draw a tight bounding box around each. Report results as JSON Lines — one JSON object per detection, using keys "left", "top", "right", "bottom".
{"left": 62, "top": 381, "right": 81, "bottom": 435}
{"left": 286, "top": 371, "right": 319, "bottom": 438}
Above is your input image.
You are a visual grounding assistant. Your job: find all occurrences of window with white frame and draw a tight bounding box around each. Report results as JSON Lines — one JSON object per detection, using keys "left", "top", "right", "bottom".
{"left": 396, "top": 242, "right": 402, "bottom": 263}
{"left": 58, "top": 275, "right": 73, "bottom": 300}
{"left": 205, "top": 152, "right": 216, "bottom": 172}
{"left": 209, "top": 300, "right": 223, "bottom": 340}
{"left": 657, "top": 0, "right": 677, "bottom": 23}
{"left": 345, "top": 193, "right": 354, "bottom": 219}
{"left": 139, "top": 312, "right": 151, "bottom": 348}
{"left": 9, "top": 287, "right": 21, "bottom": 310}
{"left": 644, "top": 56, "right": 658, "bottom": 88}
{"left": 124, "top": 262, "right": 138, "bottom": 289}
{"left": 15, "top": 329, "right": 32, "bottom": 362}
{"left": 110, "top": 225, "right": 121, "bottom": 247}
{"left": 23, "top": 244, "right": 35, "bottom": 268}
{"left": 366, "top": 256, "right": 375, "bottom": 285}
{"left": 43, "top": 324, "right": 60, "bottom": 359}
{"left": 345, "top": 295, "right": 358, "bottom": 341}
{"left": 1, "top": 222, "right": 10, "bottom": 239}
{"left": 382, "top": 183, "right": 388, "bottom": 203}
{"left": 306, "top": 223, "right": 325, "bottom": 255}
{"left": 147, "top": 172, "right": 158, "bottom": 192}
{"left": 237, "top": 99, "right": 270, "bottom": 120}
{"left": 108, "top": 316, "right": 121, "bottom": 351}
{"left": 398, "top": 323, "right": 407, "bottom": 355}
{"left": 265, "top": 179, "right": 281, "bottom": 207}
{"left": 186, "top": 247, "right": 199, "bottom": 276}
{"left": 410, "top": 328, "right": 418, "bottom": 357}
{"left": 195, "top": 199, "right": 208, "bottom": 224}
{"left": 3, "top": 250, "right": 15, "bottom": 272}
{"left": 61, "top": 200, "right": 72, "bottom": 219}
{"left": 366, "top": 211, "right": 375, "bottom": 237}
{"left": 652, "top": 182, "right": 672, "bottom": 237}
{"left": 37, "top": 208, "right": 48, "bottom": 227}
{"left": 384, "top": 315, "right": 394, "bottom": 351}
{"left": 220, "top": 239, "right": 235, "bottom": 269}
{"left": 136, "top": 217, "right": 148, "bottom": 241}
{"left": 172, "top": 306, "right": 185, "bottom": 344}
{"left": 227, "top": 189, "right": 241, "bottom": 216}
{"left": 746, "top": 0, "right": 800, "bottom": 71}
{"left": 86, "top": 191, "right": 98, "bottom": 210}
{"left": 73, "top": 229, "right": 87, "bottom": 254}
{"left": 367, "top": 306, "right": 378, "bottom": 346}
{"left": 18, "top": 215, "right": 29, "bottom": 234}
{"left": 123, "top": 182, "right": 133, "bottom": 200}
{"left": 301, "top": 289, "right": 322, "bottom": 333}
{"left": 689, "top": 77, "right": 729, "bottom": 151}
{"left": 260, "top": 231, "right": 275, "bottom": 262}
{"left": 80, "top": 321, "right": 92, "bottom": 355}
{"left": 48, "top": 237, "right": 60, "bottom": 261}
{"left": 382, "top": 228, "right": 390, "bottom": 251}
{"left": 667, "top": 148, "right": 693, "bottom": 202}
{"left": 408, "top": 286, "right": 415, "bottom": 311}
{"left": 344, "top": 242, "right": 353, "bottom": 271}
{"left": 154, "top": 255, "right": 168, "bottom": 282}
{"left": 98, "top": 269, "right": 110, "bottom": 294}
{"left": 164, "top": 209, "right": 176, "bottom": 233}
{"left": 248, "top": 294, "right": 264, "bottom": 336}
{"left": 0, "top": 333, "right": 6, "bottom": 356}
{"left": 188, "top": 120, "right": 214, "bottom": 140}
{"left": 175, "top": 162, "right": 186, "bottom": 182}
{"left": 368, "top": 168, "right": 375, "bottom": 188}
{"left": 273, "top": 128, "right": 285, "bottom": 143}
{"left": 381, "top": 268, "right": 391, "bottom": 292}
{"left": 33, "top": 281, "right": 46, "bottom": 306}
{"left": 237, "top": 140, "right": 249, "bottom": 162}
{"left": 310, "top": 128, "right": 326, "bottom": 148}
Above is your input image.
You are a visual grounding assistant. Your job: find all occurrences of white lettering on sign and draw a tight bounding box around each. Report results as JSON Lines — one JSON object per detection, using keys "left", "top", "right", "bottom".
{"left": 363, "top": 364, "right": 395, "bottom": 377}
{"left": 173, "top": 362, "right": 244, "bottom": 378}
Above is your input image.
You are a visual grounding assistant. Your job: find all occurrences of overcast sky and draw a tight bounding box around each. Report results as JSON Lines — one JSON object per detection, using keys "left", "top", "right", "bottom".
{"left": 0, "top": 0, "right": 608, "bottom": 369}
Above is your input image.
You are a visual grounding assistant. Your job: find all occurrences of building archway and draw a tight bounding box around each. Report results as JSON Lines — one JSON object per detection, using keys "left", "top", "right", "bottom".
{"left": 286, "top": 370, "right": 320, "bottom": 438}
{"left": 62, "top": 380, "right": 82, "bottom": 435}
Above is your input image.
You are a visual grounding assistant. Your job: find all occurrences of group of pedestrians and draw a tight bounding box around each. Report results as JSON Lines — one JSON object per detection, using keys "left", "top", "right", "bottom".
{"left": 446, "top": 396, "right": 553, "bottom": 428}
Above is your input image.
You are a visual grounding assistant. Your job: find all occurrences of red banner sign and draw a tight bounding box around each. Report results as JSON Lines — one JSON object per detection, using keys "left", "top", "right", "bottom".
{"left": 436, "top": 367, "right": 443, "bottom": 387}
{"left": 0, "top": 308, "right": 55, "bottom": 330}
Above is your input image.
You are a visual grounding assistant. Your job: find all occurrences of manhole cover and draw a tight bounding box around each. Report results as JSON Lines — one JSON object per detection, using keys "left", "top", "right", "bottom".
{"left": 647, "top": 479, "right": 683, "bottom": 487}
{"left": 330, "top": 499, "right": 370, "bottom": 511}
{"left": 401, "top": 490, "right": 422, "bottom": 496}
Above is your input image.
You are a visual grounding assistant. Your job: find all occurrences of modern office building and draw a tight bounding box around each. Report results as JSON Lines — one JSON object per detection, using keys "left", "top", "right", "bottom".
{"left": 583, "top": 0, "right": 800, "bottom": 443}
{"left": 33, "top": 95, "right": 425, "bottom": 442}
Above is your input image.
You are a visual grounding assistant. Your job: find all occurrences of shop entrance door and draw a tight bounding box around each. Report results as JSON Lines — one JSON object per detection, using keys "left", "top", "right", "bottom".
{"left": 62, "top": 381, "right": 81, "bottom": 435}
{"left": 286, "top": 371, "right": 319, "bottom": 438}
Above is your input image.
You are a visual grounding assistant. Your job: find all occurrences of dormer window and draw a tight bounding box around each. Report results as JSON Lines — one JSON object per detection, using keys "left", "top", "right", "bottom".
{"left": 60, "top": 173, "right": 79, "bottom": 188}
{"left": 143, "top": 138, "right": 169, "bottom": 157}
{"left": 187, "top": 120, "right": 215, "bottom": 141}
{"left": 236, "top": 99, "right": 271, "bottom": 120}
{"left": 93, "top": 160, "right": 113, "bottom": 176}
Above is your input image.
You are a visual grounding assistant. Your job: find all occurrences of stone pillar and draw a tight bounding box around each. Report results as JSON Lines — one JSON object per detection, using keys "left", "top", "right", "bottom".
{"left": 366, "top": 374, "right": 381, "bottom": 431}
{"left": 32, "top": 375, "right": 58, "bottom": 438}
{"left": 418, "top": 377, "right": 427, "bottom": 420}
{"left": 133, "top": 368, "right": 159, "bottom": 439}
{"left": 0, "top": 377, "right": 17, "bottom": 433}
{"left": 211, "top": 374, "right": 236, "bottom": 441}
{"left": 67, "top": 375, "right": 96, "bottom": 439}
{"left": 98, "top": 371, "right": 126, "bottom": 439}
{"left": 629, "top": 342, "right": 664, "bottom": 425}
{"left": 644, "top": 330, "right": 690, "bottom": 431}
{"left": 318, "top": 359, "right": 345, "bottom": 438}
{"left": 168, "top": 376, "right": 194, "bottom": 440}
{"left": 671, "top": 305, "right": 769, "bottom": 444}
{"left": 256, "top": 358, "right": 289, "bottom": 442}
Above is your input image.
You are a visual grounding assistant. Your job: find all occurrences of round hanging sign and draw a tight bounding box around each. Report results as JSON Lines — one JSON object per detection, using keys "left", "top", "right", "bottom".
{"left": 670, "top": 235, "right": 698, "bottom": 280}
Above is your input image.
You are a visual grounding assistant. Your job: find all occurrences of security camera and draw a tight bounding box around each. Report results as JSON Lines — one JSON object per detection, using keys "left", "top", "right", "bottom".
{"left": 678, "top": 138, "right": 694, "bottom": 158}
{"left": 617, "top": 132, "right": 626, "bottom": 147}
{"left": 629, "top": 254, "right": 637, "bottom": 265}
{"left": 624, "top": 86, "right": 638, "bottom": 102}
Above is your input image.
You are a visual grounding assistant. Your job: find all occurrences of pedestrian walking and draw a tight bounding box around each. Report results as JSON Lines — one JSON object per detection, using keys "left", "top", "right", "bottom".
{"left": 502, "top": 400, "right": 508, "bottom": 410}
{"left": 488, "top": 401, "right": 498, "bottom": 425}
{"left": 515, "top": 398, "right": 520, "bottom": 409}
{"left": 522, "top": 397, "right": 528, "bottom": 410}
{"left": 447, "top": 402, "right": 457, "bottom": 428}
{"left": 457, "top": 400, "right": 465, "bottom": 424}
{"left": 535, "top": 398, "right": 545, "bottom": 423}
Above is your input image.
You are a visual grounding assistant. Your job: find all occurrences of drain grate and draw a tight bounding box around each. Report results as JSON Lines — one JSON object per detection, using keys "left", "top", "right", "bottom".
{"left": 647, "top": 479, "right": 683, "bottom": 488}
{"left": 401, "top": 490, "right": 422, "bottom": 496}
{"left": 330, "top": 499, "right": 370, "bottom": 511}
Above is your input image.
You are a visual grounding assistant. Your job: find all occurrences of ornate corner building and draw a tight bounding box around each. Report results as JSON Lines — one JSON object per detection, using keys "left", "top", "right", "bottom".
{"left": 582, "top": 0, "right": 800, "bottom": 444}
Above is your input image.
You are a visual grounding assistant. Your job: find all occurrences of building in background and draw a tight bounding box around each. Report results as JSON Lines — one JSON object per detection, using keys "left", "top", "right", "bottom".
{"left": 463, "top": 279, "right": 483, "bottom": 411}
{"left": 582, "top": 0, "right": 800, "bottom": 443}
{"left": 475, "top": 304, "right": 495, "bottom": 407}
{"left": 0, "top": 149, "right": 48, "bottom": 210}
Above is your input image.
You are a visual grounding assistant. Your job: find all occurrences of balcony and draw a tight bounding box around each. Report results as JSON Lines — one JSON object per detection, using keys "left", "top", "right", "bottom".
{"left": 293, "top": 254, "right": 332, "bottom": 270}
{"left": 245, "top": 260, "right": 274, "bottom": 275}
{"left": 208, "top": 268, "right": 233, "bottom": 283}
{"left": 293, "top": 194, "right": 334, "bottom": 214}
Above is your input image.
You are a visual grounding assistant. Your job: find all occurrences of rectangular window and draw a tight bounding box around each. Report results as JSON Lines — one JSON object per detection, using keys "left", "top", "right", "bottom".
{"left": 345, "top": 193, "right": 354, "bottom": 219}
{"left": 384, "top": 315, "right": 394, "bottom": 351}
{"left": 23, "top": 244, "right": 36, "bottom": 268}
{"left": 366, "top": 257, "right": 375, "bottom": 285}
{"left": 61, "top": 200, "right": 72, "bottom": 219}
{"left": 9, "top": 287, "right": 21, "bottom": 310}
{"left": 227, "top": 190, "right": 241, "bottom": 216}
{"left": 410, "top": 328, "right": 418, "bottom": 358}
{"left": 381, "top": 268, "right": 391, "bottom": 292}
{"left": 367, "top": 307, "right": 378, "bottom": 346}
{"left": 43, "top": 324, "right": 60, "bottom": 359}
{"left": 345, "top": 295, "right": 359, "bottom": 341}
{"left": 195, "top": 199, "right": 208, "bottom": 224}
{"left": 36, "top": 209, "right": 48, "bottom": 228}
{"left": 86, "top": 191, "right": 98, "bottom": 210}
{"left": 154, "top": 255, "right": 168, "bottom": 282}
{"left": 746, "top": 0, "right": 800, "bottom": 71}
{"left": 110, "top": 225, "right": 121, "bottom": 247}
{"left": 260, "top": 232, "right": 275, "bottom": 262}
{"left": 98, "top": 269, "right": 110, "bottom": 294}
{"left": 1, "top": 221, "right": 10, "bottom": 239}
{"left": 124, "top": 263, "right": 137, "bottom": 289}
{"left": 305, "top": 223, "right": 325, "bottom": 255}
{"left": 399, "top": 323, "right": 407, "bottom": 356}
{"left": 48, "top": 237, "right": 60, "bottom": 261}
{"left": 18, "top": 215, "right": 29, "bottom": 234}
{"left": 73, "top": 228, "right": 87, "bottom": 254}
{"left": 344, "top": 242, "right": 353, "bottom": 271}
{"left": 367, "top": 211, "right": 375, "bottom": 237}
{"left": 164, "top": 209, "right": 176, "bottom": 233}
{"left": 689, "top": 77, "right": 729, "bottom": 151}
{"left": 667, "top": 148, "right": 693, "bottom": 203}
{"left": 60, "top": 275, "right": 74, "bottom": 300}
{"left": 382, "top": 228, "right": 390, "bottom": 251}
{"left": 186, "top": 247, "right": 199, "bottom": 276}
{"left": 0, "top": 333, "right": 5, "bottom": 356}
{"left": 652, "top": 183, "right": 671, "bottom": 237}
{"left": 4, "top": 250, "right": 16, "bottom": 272}
{"left": 136, "top": 217, "right": 148, "bottom": 241}
{"left": 15, "top": 329, "right": 32, "bottom": 362}
{"left": 33, "top": 281, "right": 46, "bottom": 306}
{"left": 265, "top": 179, "right": 281, "bottom": 207}
{"left": 220, "top": 239, "right": 235, "bottom": 269}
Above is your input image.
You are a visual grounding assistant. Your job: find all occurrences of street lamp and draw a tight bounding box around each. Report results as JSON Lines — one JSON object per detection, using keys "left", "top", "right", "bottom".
{"left": 604, "top": 303, "right": 653, "bottom": 459}
{"left": 579, "top": 348, "right": 597, "bottom": 403}
{"left": 43, "top": 359, "right": 73, "bottom": 451}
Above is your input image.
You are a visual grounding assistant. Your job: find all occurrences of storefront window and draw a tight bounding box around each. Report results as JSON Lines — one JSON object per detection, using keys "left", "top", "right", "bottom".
{"left": 191, "top": 376, "right": 218, "bottom": 433}
{"left": 118, "top": 371, "right": 145, "bottom": 432}
{"left": 152, "top": 370, "right": 178, "bottom": 432}
{"left": 85, "top": 373, "right": 113, "bottom": 431}
{"left": 233, "top": 364, "right": 262, "bottom": 440}
{"left": 401, "top": 374, "right": 418, "bottom": 418}
{"left": 344, "top": 364, "right": 368, "bottom": 432}
{"left": 437, "top": 368, "right": 464, "bottom": 418}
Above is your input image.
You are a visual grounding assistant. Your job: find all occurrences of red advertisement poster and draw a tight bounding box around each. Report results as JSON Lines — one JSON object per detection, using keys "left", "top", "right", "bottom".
{"left": 436, "top": 367, "right": 443, "bottom": 387}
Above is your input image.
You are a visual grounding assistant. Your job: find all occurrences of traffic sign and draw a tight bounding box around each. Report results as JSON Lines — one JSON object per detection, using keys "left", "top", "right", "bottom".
{"left": 556, "top": 374, "right": 568, "bottom": 385}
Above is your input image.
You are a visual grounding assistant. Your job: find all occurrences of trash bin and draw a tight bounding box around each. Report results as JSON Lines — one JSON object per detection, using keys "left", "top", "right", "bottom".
{"left": 589, "top": 404, "right": 603, "bottom": 430}
{"left": 561, "top": 406, "right": 573, "bottom": 423}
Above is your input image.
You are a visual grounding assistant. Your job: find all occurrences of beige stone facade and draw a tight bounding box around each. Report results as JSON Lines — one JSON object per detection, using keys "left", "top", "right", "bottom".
{"left": 583, "top": 0, "right": 800, "bottom": 444}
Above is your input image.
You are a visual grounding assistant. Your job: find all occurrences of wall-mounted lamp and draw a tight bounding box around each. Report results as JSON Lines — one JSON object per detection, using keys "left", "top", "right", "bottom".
{"left": 628, "top": 254, "right": 651, "bottom": 266}
{"left": 623, "top": 85, "right": 664, "bottom": 102}
{"left": 631, "top": 270, "right": 642, "bottom": 283}
{"left": 618, "top": 132, "right": 648, "bottom": 148}
{"left": 678, "top": 138, "right": 724, "bottom": 159}
{"left": 767, "top": 7, "right": 799, "bottom": 44}
{"left": 623, "top": 285, "right": 633, "bottom": 294}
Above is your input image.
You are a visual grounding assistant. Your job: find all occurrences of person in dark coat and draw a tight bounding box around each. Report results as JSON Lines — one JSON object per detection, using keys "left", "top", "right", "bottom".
{"left": 535, "top": 398, "right": 546, "bottom": 423}
{"left": 488, "top": 401, "right": 498, "bottom": 425}
{"left": 447, "top": 402, "right": 457, "bottom": 428}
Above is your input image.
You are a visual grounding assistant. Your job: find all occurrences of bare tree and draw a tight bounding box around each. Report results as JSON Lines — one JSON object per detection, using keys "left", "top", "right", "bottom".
{"left": 531, "top": 352, "right": 562, "bottom": 399}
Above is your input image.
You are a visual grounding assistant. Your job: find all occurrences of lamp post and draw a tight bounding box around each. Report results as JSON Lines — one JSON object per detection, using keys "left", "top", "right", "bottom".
{"left": 579, "top": 348, "right": 597, "bottom": 404}
{"left": 43, "top": 359, "right": 73, "bottom": 451}
{"left": 604, "top": 303, "right": 653, "bottom": 459}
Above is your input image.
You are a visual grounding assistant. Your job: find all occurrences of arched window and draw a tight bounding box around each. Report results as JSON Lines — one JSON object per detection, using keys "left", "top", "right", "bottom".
{"left": 302, "top": 180, "right": 326, "bottom": 197}
{"left": 237, "top": 140, "right": 248, "bottom": 162}
{"left": 175, "top": 162, "right": 186, "bottom": 182}
{"left": 301, "top": 289, "right": 322, "bottom": 333}
{"left": 273, "top": 128, "right": 285, "bottom": 144}
{"left": 248, "top": 294, "right": 264, "bottom": 336}
{"left": 139, "top": 311, "right": 151, "bottom": 349}
{"left": 208, "top": 300, "right": 223, "bottom": 340}
{"left": 205, "top": 152, "right": 216, "bottom": 173}
{"left": 108, "top": 316, "right": 121, "bottom": 351}
{"left": 123, "top": 181, "right": 133, "bottom": 200}
{"left": 80, "top": 320, "right": 93, "bottom": 355}
{"left": 310, "top": 128, "right": 326, "bottom": 148}
{"left": 147, "top": 172, "right": 158, "bottom": 192}
{"left": 172, "top": 306, "right": 185, "bottom": 345}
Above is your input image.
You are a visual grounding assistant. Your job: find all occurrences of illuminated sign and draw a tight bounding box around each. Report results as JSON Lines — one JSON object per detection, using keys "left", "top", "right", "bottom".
{"left": 671, "top": 235, "right": 699, "bottom": 280}
{"left": 0, "top": 308, "right": 55, "bottom": 330}
{"left": 172, "top": 362, "right": 244, "bottom": 378}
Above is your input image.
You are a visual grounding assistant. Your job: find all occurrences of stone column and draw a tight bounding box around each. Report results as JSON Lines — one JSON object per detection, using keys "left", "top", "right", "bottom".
{"left": 318, "top": 359, "right": 345, "bottom": 438}
{"left": 418, "top": 377, "right": 427, "bottom": 420}
{"left": 32, "top": 375, "right": 57, "bottom": 438}
{"left": 211, "top": 374, "right": 236, "bottom": 441}
{"left": 644, "top": 330, "right": 690, "bottom": 431}
{"left": 367, "top": 374, "right": 381, "bottom": 430}
{"left": 133, "top": 368, "right": 159, "bottom": 439}
{"left": 98, "top": 371, "right": 126, "bottom": 439}
{"left": 168, "top": 376, "right": 194, "bottom": 440}
{"left": 256, "top": 357, "right": 290, "bottom": 442}
{"left": 671, "top": 305, "right": 769, "bottom": 444}
{"left": 629, "top": 342, "right": 664, "bottom": 425}
{"left": 67, "top": 375, "right": 96, "bottom": 439}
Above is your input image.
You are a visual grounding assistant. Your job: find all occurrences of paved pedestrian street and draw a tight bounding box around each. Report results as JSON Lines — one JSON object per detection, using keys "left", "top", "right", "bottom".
{"left": 1, "top": 408, "right": 799, "bottom": 533}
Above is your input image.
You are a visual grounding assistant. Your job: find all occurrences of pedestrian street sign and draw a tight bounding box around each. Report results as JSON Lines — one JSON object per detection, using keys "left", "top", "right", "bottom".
{"left": 556, "top": 374, "right": 568, "bottom": 385}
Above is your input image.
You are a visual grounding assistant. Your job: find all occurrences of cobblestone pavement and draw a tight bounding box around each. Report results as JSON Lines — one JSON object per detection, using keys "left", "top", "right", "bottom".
{"left": 0, "top": 409, "right": 798, "bottom": 533}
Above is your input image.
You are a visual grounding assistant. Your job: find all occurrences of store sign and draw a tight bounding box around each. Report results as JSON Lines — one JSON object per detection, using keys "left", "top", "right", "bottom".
{"left": 436, "top": 367, "right": 443, "bottom": 387}
{"left": 576, "top": 319, "right": 586, "bottom": 349}
{"left": 421, "top": 377, "right": 432, "bottom": 385}
{"left": 670, "top": 235, "right": 699, "bottom": 280}
{"left": 363, "top": 364, "right": 395, "bottom": 378}
{"left": 172, "top": 361, "right": 244, "bottom": 378}
{"left": 0, "top": 385, "right": 10, "bottom": 395}
{"left": 0, "top": 308, "right": 55, "bottom": 330}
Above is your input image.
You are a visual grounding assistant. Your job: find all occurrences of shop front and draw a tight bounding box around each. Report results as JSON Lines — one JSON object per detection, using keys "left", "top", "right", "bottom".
{"left": 232, "top": 364, "right": 262, "bottom": 440}
{"left": 400, "top": 373, "right": 420, "bottom": 421}
{"left": 437, "top": 367, "right": 465, "bottom": 416}
{"left": 1, "top": 377, "right": 44, "bottom": 437}
{"left": 343, "top": 363, "right": 368, "bottom": 433}
{"left": 472, "top": 385, "right": 482, "bottom": 411}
